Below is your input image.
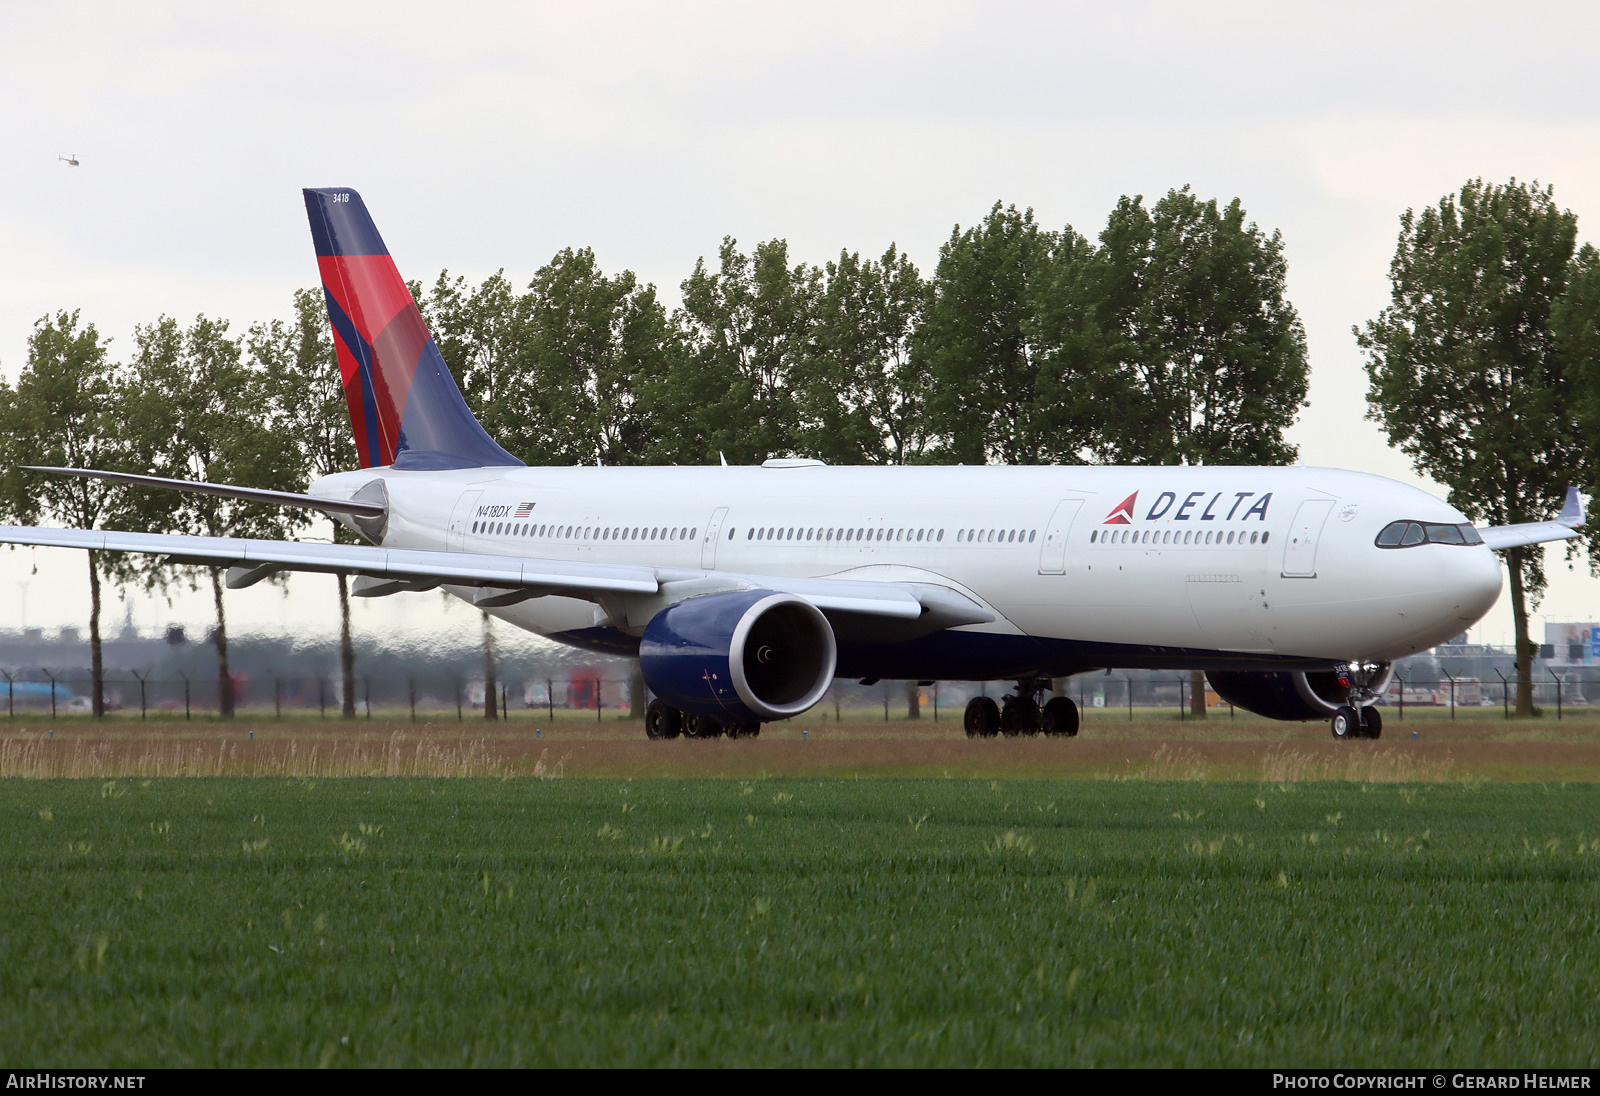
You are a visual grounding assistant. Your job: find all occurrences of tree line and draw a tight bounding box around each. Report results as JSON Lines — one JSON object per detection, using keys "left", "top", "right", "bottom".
{"left": 2, "top": 180, "right": 1591, "bottom": 721}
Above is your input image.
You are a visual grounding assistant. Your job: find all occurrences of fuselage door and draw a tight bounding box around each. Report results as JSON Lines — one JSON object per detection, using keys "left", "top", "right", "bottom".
{"left": 701, "top": 506, "right": 729, "bottom": 569}
{"left": 1038, "top": 499, "right": 1085, "bottom": 574}
{"left": 1281, "top": 498, "right": 1334, "bottom": 578}
{"left": 447, "top": 490, "right": 484, "bottom": 552}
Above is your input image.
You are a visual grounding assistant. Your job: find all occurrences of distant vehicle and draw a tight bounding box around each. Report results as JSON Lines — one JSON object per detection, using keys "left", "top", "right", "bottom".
{"left": 58, "top": 154, "right": 79, "bottom": 166}
{"left": 3, "top": 680, "right": 76, "bottom": 708}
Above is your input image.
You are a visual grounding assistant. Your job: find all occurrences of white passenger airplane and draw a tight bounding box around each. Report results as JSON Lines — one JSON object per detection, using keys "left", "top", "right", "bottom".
{"left": 1, "top": 189, "right": 1585, "bottom": 740}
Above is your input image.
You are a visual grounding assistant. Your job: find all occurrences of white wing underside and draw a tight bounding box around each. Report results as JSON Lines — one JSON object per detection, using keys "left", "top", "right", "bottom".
{"left": 0, "top": 525, "right": 995, "bottom": 630}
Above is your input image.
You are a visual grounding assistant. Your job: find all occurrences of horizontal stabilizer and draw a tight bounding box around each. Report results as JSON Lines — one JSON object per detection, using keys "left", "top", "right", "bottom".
{"left": 23, "top": 467, "right": 386, "bottom": 518}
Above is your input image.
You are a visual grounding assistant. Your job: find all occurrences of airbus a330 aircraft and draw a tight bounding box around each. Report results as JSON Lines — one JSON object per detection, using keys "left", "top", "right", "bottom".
{"left": 1, "top": 189, "right": 1585, "bottom": 740}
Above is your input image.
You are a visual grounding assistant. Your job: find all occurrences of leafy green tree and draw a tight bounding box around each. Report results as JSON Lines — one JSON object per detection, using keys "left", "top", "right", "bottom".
{"left": 1557, "top": 243, "right": 1600, "bottom": 564}
{"left": 916, "top": 203, "right": 1061, "bottom": 465}
{"left": 249, "top": 288, "right": 362, "bottom": 717}
{"left": 0, "top": 312, "right": 133, "bottom": 715}
{"left": 795, "top": 246, "right": 933, "bottom": 465}
{"left": 520, "top": 249, "right": 679, "bottom": 467}
{"left": 1359, "top": 179, "right": 1585, "bottom": 715}
{"left": 1087, "top": 187, "right": 1308, "bottom": 466}
{"left": 123, "top": 314, "right": 302, "bottom": 717}
{"left": 660, "top": 238, "right": 817, "bottom": 465}
{"left": 423, "top": 256, "right": 679, "bottom": 467}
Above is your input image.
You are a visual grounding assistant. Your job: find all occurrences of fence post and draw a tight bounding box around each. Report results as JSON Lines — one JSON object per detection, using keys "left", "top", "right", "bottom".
{"left": 1441, "top": 669, "right": 1455, "bottom": 720}
{"left": 1493, "top": 668, "right": 1508, "bottom": 718}
{"left": 1178, "top": 676, "right": 1185, "bottom": 721}
{"left": 546, "top": 678, "right": 554, "bottom": 722}
{"left": 1550, "top": 667, "right": 1562, "bottom": 720}
{"left": 593, "top": 680, "right": 600, "bottom": 723}
{"left": 883, "top": 682, "right": 889, "bottom": 723}
{"left": 179, "top": 671, "right": 190, "bottom": 721}
{"left": 274, "top": 676, "right": 282, "bottom": 720}
{"left": 2, "top": 670, "right": 11, "bottom": 719}
{"left": 42, "top": 668, "right": 56, "bottom": 720}
{"left": 456, "top": 679, "right": 463, "bottom": 723}
{"left": 1397, "top": 673, "right": 1404, "bottom": 721}
{"left": 365, "top": 678, "right": 372, "bottom": 720}
{"left": 409, "top": 677, "right": 417, "bottom": 724}
{"left": 1127, "top": 677, "right": 1133, "bottom": 721}
{"left": 131, "top": 670, "right": 146, "bottom": 721}
{"left": 933, "top": 682, "right": 939, "bottom": 723}
{"left": 318, "top": 678, "right": 326, "bottom": 720}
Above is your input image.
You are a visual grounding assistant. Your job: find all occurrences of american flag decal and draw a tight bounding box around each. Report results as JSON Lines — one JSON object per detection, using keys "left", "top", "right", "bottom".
{"left": 514, "top": 502, "right": 535, "bottom": 519}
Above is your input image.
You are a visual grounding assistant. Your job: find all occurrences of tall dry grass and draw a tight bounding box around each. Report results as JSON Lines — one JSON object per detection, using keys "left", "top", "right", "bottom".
{"left": 0, "top": 732, "right": 566, "bottom": 779}
{"left": 1258, "top": 746, "right": 1458, "bottom": 783}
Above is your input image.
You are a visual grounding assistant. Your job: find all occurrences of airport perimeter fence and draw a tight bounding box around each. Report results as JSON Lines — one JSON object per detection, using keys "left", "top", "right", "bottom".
{"left": 5, "top": 666, "right": 1600, "bottom": 722}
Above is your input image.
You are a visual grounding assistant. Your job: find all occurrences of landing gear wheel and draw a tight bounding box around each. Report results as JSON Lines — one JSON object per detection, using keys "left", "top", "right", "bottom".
{"left": 683, "top": 713, "right": 723, "bottom": 739}
{"left": 645, "top": 700, "right": 682, "bottom": 740}
{"left": 1330, "top": 705, "right": 1360, "bottom": 740}
{"left": 1001, "top": 696, "right": 1041, "bottom": 737}
{"left": 964, "top": 696, "right": 1000, "bottom": 738}
{"left": 725, "top": 722, "right": 760, "bottom": 739}
{"left": 1041, "top": 696, "right": 1079, "bottom": 737}
{"left": 1359, "top": 706, "right": 1382, "bottom": 739}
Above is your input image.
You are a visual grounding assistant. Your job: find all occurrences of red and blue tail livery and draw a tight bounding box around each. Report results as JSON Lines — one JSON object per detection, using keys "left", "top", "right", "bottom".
{"left": 303, "top": 188, "right": 521, "bottom": 471}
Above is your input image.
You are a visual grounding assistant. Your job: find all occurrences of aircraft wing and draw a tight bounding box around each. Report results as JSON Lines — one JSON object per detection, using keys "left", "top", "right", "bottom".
{"left": 1476, "top": 487, "right": 1586, "bottom": 551}
{"left": 0, "top": 525, "right": 989, "bottom": 629}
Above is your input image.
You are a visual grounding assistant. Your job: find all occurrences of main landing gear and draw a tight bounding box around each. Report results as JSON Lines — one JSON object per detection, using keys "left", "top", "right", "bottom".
{"left": 964, "top": 680, "right": 1079, "bottom": 738}
{"left": 644, "top": 699, "right": 760, "bottom": 740}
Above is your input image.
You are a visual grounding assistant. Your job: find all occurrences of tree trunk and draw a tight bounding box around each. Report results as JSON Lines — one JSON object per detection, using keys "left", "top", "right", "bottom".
{"left": 1508, "top": 548, "right": 1538, "bottom": 716}
{"left": 338, "top": 573, "right": 357, "bottom": 719}
{"left": 905, "top": 679, "right": 921, "bottom": 719}
{"left": 209, "top": 568, "right": 234, "bottom": 718}
{"left": 629, "top": 667, "right": 646, "bottom": 718}
{"left": 87, "top": 551, "right": 105, "bottom": 718}
{"left": 481, "top": 611, "right": 498, "bottom": 721}
{"left": 1190, "top": 668, "right": 1208, "bottom": 718}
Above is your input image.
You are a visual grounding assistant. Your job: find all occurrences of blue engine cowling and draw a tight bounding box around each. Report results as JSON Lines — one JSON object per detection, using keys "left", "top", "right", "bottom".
{"left": 639, "top": 590, "right": 838, "bottom": 723}
{"left": 1206, "top": 664, "right": 1393, "bottom": 721}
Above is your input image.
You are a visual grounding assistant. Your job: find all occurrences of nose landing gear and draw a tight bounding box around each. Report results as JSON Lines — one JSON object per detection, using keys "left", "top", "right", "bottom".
{"left": 1329, "top": 663, "right": 1386, "bottom": 740}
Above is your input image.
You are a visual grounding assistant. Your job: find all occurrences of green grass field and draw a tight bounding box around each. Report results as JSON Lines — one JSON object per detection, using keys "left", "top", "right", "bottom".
{"left": 2, "top": 776, "right": 1598, "bottom": 1066}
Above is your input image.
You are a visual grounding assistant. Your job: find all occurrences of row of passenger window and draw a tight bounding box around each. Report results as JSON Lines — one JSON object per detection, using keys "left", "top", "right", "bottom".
{"left": 739, "top": 526, "right": 1046, "bottom": 545}
{"left": 470, "top": 520, "right": 697, "bottom": 543}
{"left": 742, "top": 526, "right": 946, "bottom": 543}
{"left": 1091, "top": 527, "right": 1271, "bottom": 547}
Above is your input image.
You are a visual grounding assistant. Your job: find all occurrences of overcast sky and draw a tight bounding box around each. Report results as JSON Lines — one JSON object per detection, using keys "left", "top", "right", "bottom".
{"left": 3, "top": 1, "right": 1599, "bottom": 653}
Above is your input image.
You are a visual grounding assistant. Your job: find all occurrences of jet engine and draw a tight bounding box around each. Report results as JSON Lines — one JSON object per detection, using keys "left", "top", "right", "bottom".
{"left": 1205, "top": 664, "right": 1393, "bottom": 722}
{"left": 639, "top": 590, "right": 837, "bottom": 723}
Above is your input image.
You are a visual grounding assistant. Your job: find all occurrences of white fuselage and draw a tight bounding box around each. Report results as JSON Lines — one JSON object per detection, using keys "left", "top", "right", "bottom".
{"left": 312, "top": 462, "right": 1504, "bottom": 677}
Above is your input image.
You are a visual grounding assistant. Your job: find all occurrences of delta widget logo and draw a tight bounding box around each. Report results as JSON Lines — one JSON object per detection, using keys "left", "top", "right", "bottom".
{"left": 1103, "top": 492, "right": 1138, "bottom": 524}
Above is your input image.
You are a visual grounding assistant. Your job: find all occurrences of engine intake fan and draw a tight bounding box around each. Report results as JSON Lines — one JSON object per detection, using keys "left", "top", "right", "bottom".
{"left": 640, "top": 590, "right": 837, "bottom": 723}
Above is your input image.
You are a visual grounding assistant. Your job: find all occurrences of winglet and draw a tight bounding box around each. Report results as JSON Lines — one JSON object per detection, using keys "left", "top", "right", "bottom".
{"left": 1558, "top": 486, "right": 1585, "bottom": 528}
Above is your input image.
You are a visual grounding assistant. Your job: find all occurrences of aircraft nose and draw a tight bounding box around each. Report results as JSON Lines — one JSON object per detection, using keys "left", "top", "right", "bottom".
{"left": 1456, "top": 548, "right": 1503, "bottom": 622}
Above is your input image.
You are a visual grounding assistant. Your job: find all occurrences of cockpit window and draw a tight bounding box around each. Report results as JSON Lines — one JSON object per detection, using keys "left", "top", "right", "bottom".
{"left": 1376, "top": 520, "right": 1484, "bottom": 548}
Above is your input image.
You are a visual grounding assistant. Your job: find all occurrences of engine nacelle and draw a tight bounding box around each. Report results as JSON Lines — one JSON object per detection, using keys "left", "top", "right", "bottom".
{"left": 1206, "top": 664, "right": 1394, "bottom": 721}
{"left": 639, "top": 590, "right": 837, "bottom": 723}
